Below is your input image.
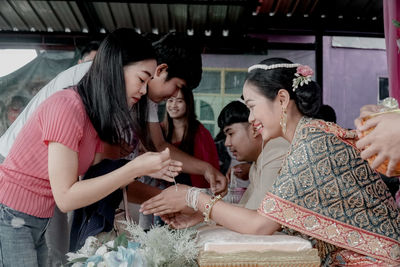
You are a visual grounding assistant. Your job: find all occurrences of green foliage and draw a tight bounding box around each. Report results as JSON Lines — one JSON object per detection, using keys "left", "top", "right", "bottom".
{"left": 113, "top": 233, "right": 128, "bottom": 250}
{"left": 66, "top": 257, "right": 87, "bottom": 265}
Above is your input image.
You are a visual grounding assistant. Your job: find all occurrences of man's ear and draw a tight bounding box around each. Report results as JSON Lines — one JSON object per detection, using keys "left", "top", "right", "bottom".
{"left": 155, "top": 63, "right": 168, "bottom": 77}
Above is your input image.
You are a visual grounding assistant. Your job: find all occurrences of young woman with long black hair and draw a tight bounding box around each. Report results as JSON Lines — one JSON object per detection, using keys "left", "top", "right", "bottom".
{"left": 0, "top": 28, "right": 181, "bottom": 266}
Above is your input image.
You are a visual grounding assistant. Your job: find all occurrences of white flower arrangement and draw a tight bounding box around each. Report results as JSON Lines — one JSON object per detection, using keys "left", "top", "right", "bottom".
{"left": 66, "top": 222, "right": 199, "bottom": 267}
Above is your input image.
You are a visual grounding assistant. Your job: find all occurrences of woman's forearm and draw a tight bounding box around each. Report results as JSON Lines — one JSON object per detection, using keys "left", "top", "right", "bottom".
{"left": 196, "top": 193, "right": 280, "bottom": 235}
{"left": 52, "top": 163, "right": 138, "bottom": 212}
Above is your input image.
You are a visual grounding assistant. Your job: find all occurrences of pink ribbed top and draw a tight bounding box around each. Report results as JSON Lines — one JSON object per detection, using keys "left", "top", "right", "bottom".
{"left": 0, "top": 89, "right": 103, "bottom": 218}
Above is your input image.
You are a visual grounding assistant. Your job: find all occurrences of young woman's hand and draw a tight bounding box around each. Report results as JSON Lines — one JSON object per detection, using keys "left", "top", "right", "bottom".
{"left": 140, "top": 183, "right": 190, "bottom": 216}
{"left": 203, "top": 164, "right": 228, "bottom": 195}
{"left": 133, "top": 148, "right": 182, "bottom": 182}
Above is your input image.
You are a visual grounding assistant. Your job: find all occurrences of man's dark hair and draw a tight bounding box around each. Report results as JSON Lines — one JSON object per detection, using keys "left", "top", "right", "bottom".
{"left": 80, "top": 41, "right": 100, "bottom": 59}
{"left": 153, "top": 32, "right": 202, "bottom": 90}
{"left": 218, "top": 100, "right": 250, "bottom": 130}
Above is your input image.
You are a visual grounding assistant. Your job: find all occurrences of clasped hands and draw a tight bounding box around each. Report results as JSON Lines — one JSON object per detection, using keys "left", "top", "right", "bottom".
{"left": 132, "top": 148, "right": 182, "bottom": 182}
{"left": 354, "top": 104, "right": 400, "bottom": 177}
{"left": 140, "top": 184, "right": 205, "bottom": 229}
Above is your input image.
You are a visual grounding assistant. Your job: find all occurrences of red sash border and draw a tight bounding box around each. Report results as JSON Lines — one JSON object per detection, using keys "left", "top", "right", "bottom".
{"left": 258, "top": 193, "right": 400, "bottom": 265}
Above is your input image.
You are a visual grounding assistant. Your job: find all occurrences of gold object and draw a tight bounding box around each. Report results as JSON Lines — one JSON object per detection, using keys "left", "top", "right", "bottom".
{"left": 361, "top": 106, "right": 400, "bottom": 176}
{"left": 198, "top": 249, "right": 320, "bottom": 267}
{"left": 379, "top": 97, "right": 399, "bottom": 110}
{"left": 280, "top": 106, "right": 287, "bottom": 134}
{"left": 203, "top": 195, "right": 222, "bottom": 224}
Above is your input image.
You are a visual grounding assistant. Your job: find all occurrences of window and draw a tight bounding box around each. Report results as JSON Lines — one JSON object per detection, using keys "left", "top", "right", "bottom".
{"left": 378, "top": 77, "right": 389, "bottom": 101}
{"left": 193, "top": 68, "right": 247, "bottom": 137}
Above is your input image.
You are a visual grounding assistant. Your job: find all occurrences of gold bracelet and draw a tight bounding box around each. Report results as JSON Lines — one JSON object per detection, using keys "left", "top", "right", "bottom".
{"left": 203, "top": 194, "right": 222, "bottom": 224}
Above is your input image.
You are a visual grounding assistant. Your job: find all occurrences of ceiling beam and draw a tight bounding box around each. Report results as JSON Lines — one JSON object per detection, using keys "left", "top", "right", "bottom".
{"left": 27, "top": 0, "right": 256, "bottom": 5}
{"left": 0, "top": 31, "right": 102, "bottom": 49}
{"left": 75, "top": 1, "right": 102, "bottom": 34}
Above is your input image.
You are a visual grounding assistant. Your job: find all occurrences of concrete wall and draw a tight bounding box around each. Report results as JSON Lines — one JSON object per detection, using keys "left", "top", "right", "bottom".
{"left": 323, "top": 36, "right": 387, "bottom": 129}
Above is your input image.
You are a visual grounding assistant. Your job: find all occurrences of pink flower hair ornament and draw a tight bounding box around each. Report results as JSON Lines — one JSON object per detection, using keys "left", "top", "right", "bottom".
{"left": 247, "top": 63, "right": 314, "bottom": 92}
{"left": 292, "top": 65, "right": 314, "bottom": 92}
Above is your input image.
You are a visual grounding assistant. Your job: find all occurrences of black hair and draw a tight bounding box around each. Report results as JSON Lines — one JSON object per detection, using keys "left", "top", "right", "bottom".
{"left": 162, "top": 88, "right": 199, "bottom": 155}
{"left": 153, "top": 32, "right": 202, "bottom": 90}
{"left": 218, "top": 100, "right": 250, "bottom": 130}
{"left": 77, "top": 28, "right": 156, "bottom": 149}
{"left": 246, "top": 58, "right": 321, "bottom": 117}
{"left": 314, "top": 104, "right": 337, "bottom": 123}
{"left": 8, "top": 95, "right": 28, "bottom": 108}
{"left": 80, "top": 41, "right": 100, "bottom": 60}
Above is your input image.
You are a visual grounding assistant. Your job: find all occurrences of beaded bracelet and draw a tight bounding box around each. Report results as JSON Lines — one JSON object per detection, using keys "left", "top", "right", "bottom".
{"left": 203, "top": 194, "right": 222, "bottom": 224}
{"left": 186, "top": 187, "right": 200, "bottom": 211}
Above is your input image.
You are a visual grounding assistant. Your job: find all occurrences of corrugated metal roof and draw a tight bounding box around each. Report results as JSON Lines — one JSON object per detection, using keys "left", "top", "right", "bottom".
{"left": 0, "top": 0, "right": 384, "bottom": 47}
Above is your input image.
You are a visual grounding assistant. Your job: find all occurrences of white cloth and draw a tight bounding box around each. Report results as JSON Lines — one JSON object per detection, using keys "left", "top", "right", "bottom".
{"left": 147, "top": 98, "right": 159, "bottom": 123}
{"left": 197, "top": 225, "right": 312, "bottom": 253}
{"left": 0, "top": 61, "right": 158, "bottom": 158}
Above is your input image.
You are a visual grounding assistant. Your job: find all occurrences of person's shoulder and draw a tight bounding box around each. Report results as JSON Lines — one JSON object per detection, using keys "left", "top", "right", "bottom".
{"left": 42, "top": 88, "right": 82, "bottom": 111}
{"left": 266, "top": 137, "right": 290, "bottom": 150}
{"left": 303, "top": 119, "right": 357, "bottom": 140}
{"left": 196, "top": 122, "right": 212, "bottom": 136}
{"left": 48, "top": 87, "right": 79, "bottom": 99}
{"left": 49, "top": 61, "right": 91, "bottom": 83}
{"left": 66, "top": 61, "right": 92, "bottom": 74}
{"left": 261, "top": 137, "right": 289, "bottom": 161}
{"left": 193, "top": 123, "right": 216, "bottom": 145}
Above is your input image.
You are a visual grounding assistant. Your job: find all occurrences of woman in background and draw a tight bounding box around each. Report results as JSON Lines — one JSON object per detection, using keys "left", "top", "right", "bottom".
{"left": 142, "top": 58, "right": 400, "bottom": 266}
{"left": 162, "top": 88, "right": 219, "bottom": 188}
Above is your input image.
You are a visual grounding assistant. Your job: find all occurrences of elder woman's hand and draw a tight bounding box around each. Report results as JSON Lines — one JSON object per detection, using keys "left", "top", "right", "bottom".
{"left": 140, "top": 184, "right": 190, "bottom": 216}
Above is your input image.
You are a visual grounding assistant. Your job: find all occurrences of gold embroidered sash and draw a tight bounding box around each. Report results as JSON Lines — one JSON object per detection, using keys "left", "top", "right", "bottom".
{"left": 258, "top": 117, "right": 400, "bottom": 265}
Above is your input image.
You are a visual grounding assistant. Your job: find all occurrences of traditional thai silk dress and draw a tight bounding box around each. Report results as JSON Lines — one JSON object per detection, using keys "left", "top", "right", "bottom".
{"left": 258, "top": 117, "right": 400, "bottom": 266}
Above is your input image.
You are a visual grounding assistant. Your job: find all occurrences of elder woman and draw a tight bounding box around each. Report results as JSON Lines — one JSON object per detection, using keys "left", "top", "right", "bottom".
{"left": 142, "top": 58, "right": 400, "bottom": 266}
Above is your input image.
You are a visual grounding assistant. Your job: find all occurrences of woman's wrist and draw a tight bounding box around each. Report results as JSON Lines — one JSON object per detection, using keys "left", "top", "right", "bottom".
{"left": 197, "top": 193, "right": 210, "bottom": 212}
{"left": 185, "top": 187, "right": 207, "bottom": 211}
{"left": 202, "top": 194, "right": 222, "bottom": 224}
{"left": 202, "top": 162, "right": 213, "bottom": 176}
{"left": 124, "top": 160, "right": 142, "bottom": 182}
